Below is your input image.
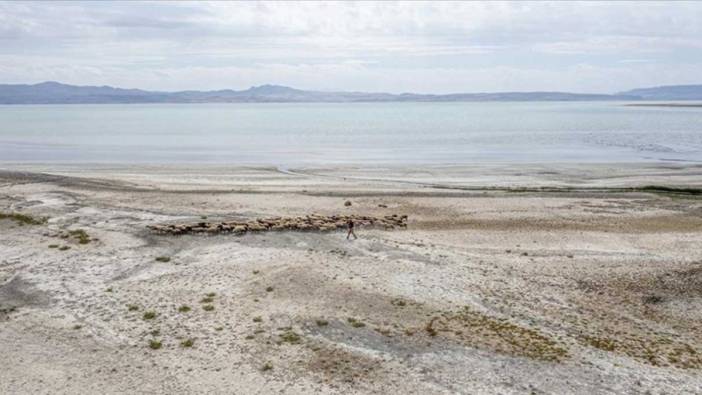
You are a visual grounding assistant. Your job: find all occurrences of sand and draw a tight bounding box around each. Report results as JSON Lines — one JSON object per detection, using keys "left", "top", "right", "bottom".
{"left": 1, "top": 163, "right": 701, "bottom": 394}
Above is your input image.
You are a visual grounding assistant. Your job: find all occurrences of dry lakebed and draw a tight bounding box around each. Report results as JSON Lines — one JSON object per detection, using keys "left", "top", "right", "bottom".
{"left": 1, "top": 163, "right": 701, "bottom": 394}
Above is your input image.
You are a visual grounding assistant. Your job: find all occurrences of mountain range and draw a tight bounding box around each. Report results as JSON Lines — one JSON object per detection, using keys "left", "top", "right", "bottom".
{"left": 0, "top": 81, "right": 701, "bottom": 104}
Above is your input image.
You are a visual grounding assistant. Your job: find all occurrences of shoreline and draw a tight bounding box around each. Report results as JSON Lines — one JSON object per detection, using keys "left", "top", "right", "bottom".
{"left": 2, "top": 161, "right": 702, "bottom": 190}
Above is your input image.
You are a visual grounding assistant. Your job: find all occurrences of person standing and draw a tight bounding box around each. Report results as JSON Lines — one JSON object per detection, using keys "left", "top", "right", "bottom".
{"left": 346, "top": 219, "right": 357, "bottom": 240}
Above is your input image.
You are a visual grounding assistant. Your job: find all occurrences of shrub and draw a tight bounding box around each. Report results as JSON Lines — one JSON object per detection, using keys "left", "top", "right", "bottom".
{"left": 347, "top": 318, "right": 366, "bottom": 328}
{"left": 149, "top": 340, "right": 162, "bottom": 350}
{"left": 181, "top": 339, "right": 194, "bottom": 348}
{"left": 143, "top": 311, "right": 157, "bottom": 320}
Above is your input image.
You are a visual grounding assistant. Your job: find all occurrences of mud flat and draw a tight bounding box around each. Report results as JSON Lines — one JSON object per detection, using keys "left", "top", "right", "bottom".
{"left": 1, "top": 163, "right": 702, "bottom": 394}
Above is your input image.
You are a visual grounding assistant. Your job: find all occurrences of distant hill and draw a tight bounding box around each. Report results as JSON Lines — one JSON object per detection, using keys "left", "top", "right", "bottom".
{"left": 0, "top": 81, "right": 698, "bottom": 104}
{"left": 618, "top": 85, "right": 702, "bottom": 100}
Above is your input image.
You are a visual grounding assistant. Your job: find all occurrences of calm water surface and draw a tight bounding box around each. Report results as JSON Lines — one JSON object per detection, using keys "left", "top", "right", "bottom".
{"left": 1, "top": 102, "right": 701, "bottom": 165}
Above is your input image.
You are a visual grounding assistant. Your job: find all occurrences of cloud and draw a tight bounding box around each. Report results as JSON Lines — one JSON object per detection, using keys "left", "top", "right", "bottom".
{"left": 0, "top": 1, "right": 700, "bottom": 92}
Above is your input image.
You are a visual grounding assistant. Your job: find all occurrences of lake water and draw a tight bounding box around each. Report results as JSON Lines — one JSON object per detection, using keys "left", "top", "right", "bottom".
{"left": 1, "top": 102, "right": 701, "bottom": 165}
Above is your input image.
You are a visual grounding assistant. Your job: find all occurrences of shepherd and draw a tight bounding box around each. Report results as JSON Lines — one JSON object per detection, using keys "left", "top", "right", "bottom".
{"left": 346, "top": 218, "right": 357, "bottom": 240}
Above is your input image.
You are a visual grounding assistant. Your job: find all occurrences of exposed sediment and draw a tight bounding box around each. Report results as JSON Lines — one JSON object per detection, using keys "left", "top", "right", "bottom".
{"left": 147, "top": 214, "right": 408, "bottom": 235}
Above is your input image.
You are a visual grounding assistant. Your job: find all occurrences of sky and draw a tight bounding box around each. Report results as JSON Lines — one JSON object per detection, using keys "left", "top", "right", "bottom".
{"left": 1, "top": 1, "right": 701, "bottom": 94}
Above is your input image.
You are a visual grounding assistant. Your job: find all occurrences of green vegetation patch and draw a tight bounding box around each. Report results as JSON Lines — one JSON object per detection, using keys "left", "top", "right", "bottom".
{"left": 278, "top": 330, "right": 302, "bottom": 344}
{"left": 149, "top": 340, "right": 162, "bottom": 350}
{"left": 581, "top": 332, "right": 702, "bottom": 369}
{"left": 178, "top": 305, "right": 191, "bottom": 313}
{"left": 202, "top": 304, "right": 215, "bottom": 311}
{"left": 261, "top": 362, "right": 273, "bottom": 372}
{"left": 143, "top": 311, "right": 157, "bottom": 320}
{"left": 127, "top": 304, "right": 139, "bottom": 311}
{"left": 58, "top": 245, "right": 71, "bottom": 251}
{"left": 68, "top": 229, "right": 91, "bottom": 244}
{"left": 638, "top": 185, "right": 702, "bottom": 196}
{"left": 0, "top": 212, "right": 47, "bottom": 225}
{"left": 155, "top": 256, "right": 171, "bottom": 263}
{"left": 181, "top": 339, "right": 194, "bottom": 348}
{"left": 347, "top": 317, "right": 366, "bottom": 328}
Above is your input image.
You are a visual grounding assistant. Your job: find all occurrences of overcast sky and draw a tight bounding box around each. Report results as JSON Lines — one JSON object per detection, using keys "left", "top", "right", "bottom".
{"left": 1, "top": 1, "right": 701, "bottom": 93}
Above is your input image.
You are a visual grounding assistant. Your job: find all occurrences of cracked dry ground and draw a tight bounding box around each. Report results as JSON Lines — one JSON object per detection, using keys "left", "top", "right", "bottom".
{"left": 1, "top": 173, "right": 702, "bottom": 394}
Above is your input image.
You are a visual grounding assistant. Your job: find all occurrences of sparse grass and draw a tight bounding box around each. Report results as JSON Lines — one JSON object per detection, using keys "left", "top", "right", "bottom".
{"left": 127, "top": 304, "right": 139, "bottom": 311}
{"left": 584, "top": 335, "right": 617, "bottom": 352}
{"left": 58, "top": 245, "right": 71, "bottom": 251}
{"left": 150, "top": 329, "right": 160, "bottom": 336}
{"left": 391, "top": 299, "right": 406, "bottom": 307}
{"left": 48, "top": 244, "right": 59, "bottom": 248}
{"left": 143, "top": 311, "right": 157, "bottom": 320}
{"left": 434, "top": 307, "right": 568, "bottom": 362}
{"left": 181, "top": 338, "right": 194, "bottom": 348}
{"left": 0, "top": 212, "right": 47, "bottom": 225}
{"left": 253, "top": 316, "right": 263, "bottom": 323}
{"left": 215, "top": 326, "right": 224, "bottom": 331}
{"left": 252, "top": 270, "right": 260, "bottom": 275}
{"left": 200, "top": 215, "right": 207, "bottom": 220}
{"left": 72, "top": 324, "right": 82, "bottom": 330}
{"left": 580, "top": 332, "right": 702, "bottom": 369}
{"left": 265, "top": 286, "right": 274, "bottom": 292}
{"left": 155, "top": 256, "right": 171, "bottom": 263}
{"left": 206, "top": 292, "right": 216, "bottom": 298}
{"left": 315, "top": 319, "right": 329, "bottom": 327}
{"left": 149, "top": 340, "right": 162, "bottom": 350}
{"left": 278, "top": 330, "right": 302, "bottom": 344}
{"left": 642, "top": 294, "right": 664, "bottom": 304}
{"left": 245, "top": 334, "right": 255, "bottom": 340}
{"left": 68, "top": 229, "right": 91, "bottom": 244}
{"left": 347, "top": 317, "right": 366, "bottom": 328}
{"left": 200, "top": 296, "right": 214, "bottom": 303}
{"left": 261, "top": 362, "right": 273, "bottom": 371}
{"left": 105, "top": 287, "right": 113, "bottom": 293}
{"left": 202, "top": 304, "right": 214, "bottom": 311}
{"left": 178, "top": 305, "right": 191, "bottom": 313}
